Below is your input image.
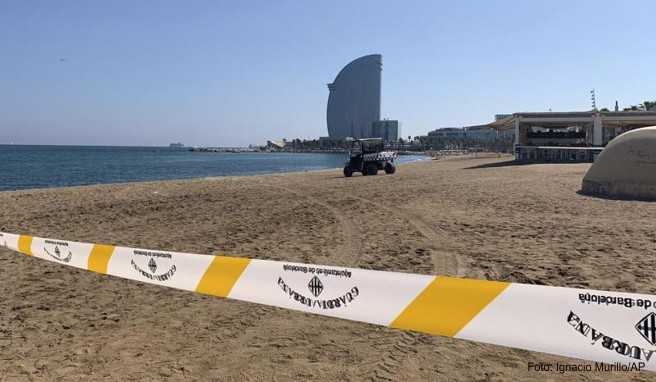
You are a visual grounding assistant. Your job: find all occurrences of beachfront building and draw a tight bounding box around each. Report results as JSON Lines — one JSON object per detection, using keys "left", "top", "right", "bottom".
{"left": 427, "top": 127, "right": 466, "bottom": 139}
{"left": 464, "top": 124, "right": 500, "bottom": 141}
{"left": 327, "top": 55, "right": 382, "bottom": 139}
{"left": 266, "top": 139, "right": 288, "bottom": 151}
{"left": 371, "top": 120, "right": 399, "bottom": 142}
{"left": 318, "top": 136, "right": 351, "bottom": 150}
{"left": 490, "top": 111, "right": 656, "bottom": 162}
{"left": 419, "top": 124, "right": 514, "bottom": 152}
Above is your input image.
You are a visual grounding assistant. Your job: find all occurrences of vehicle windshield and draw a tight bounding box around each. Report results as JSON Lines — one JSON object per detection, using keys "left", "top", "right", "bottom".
{"left": 360, "top": 139, "right": 384, "bottom": 153}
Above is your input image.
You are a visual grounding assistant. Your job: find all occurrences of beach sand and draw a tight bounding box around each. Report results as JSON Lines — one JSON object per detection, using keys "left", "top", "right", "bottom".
{"left": 1, "top": 155, "right": 655, "bottom": 381}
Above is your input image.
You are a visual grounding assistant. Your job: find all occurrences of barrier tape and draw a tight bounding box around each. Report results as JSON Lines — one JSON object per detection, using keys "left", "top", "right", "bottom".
{"left": 1, "top": 231, "right": 655, "bottom": 372}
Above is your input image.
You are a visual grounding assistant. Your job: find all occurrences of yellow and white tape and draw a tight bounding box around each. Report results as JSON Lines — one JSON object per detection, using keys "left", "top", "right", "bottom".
{"left": 1, "top": 231, "right": 655, "bottom": 371}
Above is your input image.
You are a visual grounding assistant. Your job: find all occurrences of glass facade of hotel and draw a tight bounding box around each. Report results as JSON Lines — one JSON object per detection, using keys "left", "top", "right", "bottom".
{"left": 326, "top": 54, "right": 382, "bottom": 138}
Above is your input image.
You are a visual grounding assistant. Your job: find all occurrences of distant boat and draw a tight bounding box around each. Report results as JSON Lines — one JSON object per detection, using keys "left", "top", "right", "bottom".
{"left": 169, "top": 142, "right": 184, "bottom": 148}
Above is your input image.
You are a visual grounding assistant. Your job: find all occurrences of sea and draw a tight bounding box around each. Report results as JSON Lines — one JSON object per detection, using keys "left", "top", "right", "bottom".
{"left": 0, "top": 145, "right": 426, "bottom": 192}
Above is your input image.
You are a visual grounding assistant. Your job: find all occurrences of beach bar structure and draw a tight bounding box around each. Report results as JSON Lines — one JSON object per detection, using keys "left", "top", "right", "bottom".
{"left": 490, "top": 111, "right": 656, "bottom": 162}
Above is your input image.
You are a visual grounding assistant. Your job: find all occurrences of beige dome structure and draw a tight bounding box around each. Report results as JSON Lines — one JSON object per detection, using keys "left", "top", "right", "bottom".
{"left": 582, "top": 126, "right": 656, "bottom": 200}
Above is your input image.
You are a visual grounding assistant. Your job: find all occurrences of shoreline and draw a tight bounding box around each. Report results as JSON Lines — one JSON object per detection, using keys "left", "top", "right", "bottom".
{"left": 0, "top": 154, "right": 431, "bottom": 194}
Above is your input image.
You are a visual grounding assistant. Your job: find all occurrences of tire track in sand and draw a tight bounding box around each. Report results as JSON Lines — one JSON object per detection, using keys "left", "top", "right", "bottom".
{"left": 343, "top": 194, "right": 463, "bottom": 381}
{"left": 346, "top": 194, "right": 461, "bottom": 276}
{"left": 274, "top": 180, "right": 463, "bottom": 381}
{"left": 200, "top": 182, "right": 363, "bottom": 379}
{"left": 270, "top": 184, "right": 362, "bottom": 265}
{"left": 273, "top": 180, "right": 429, "bottom": 380}
{"left": 186, "top": 182, "right": 361, "bottom": 376}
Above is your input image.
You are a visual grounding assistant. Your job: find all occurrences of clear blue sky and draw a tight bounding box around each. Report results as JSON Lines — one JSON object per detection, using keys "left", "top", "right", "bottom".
{"left": 1, "top": 1, "right": 655, "bottom": 146}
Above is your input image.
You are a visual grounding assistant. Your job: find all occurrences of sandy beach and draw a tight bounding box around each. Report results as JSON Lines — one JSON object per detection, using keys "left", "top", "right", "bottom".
{"left": 1, "top": 155, "right": 656, "bottom": 381}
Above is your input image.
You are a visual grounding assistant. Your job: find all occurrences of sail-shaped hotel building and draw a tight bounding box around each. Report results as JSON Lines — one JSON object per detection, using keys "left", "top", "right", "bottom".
{"left": 326, "top": 54, "right": 382, "bottom": 139}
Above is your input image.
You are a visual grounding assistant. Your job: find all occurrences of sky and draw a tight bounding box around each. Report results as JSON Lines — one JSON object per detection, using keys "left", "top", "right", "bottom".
{"left": 1, "top": 1, "right": 655, "bottom": 147}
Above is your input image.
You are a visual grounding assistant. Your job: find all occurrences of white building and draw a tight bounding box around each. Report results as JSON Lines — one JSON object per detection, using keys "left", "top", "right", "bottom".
{"left": 490, "top": 111, "right": 656, "bottom": 162}
{"left": 490, "top": 111, "right": 656, "bottom": 147}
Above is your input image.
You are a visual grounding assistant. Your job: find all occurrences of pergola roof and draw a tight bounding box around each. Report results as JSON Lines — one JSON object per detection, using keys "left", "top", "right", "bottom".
{"left": 489, "top": 111, "right": 656, "bottom": 130}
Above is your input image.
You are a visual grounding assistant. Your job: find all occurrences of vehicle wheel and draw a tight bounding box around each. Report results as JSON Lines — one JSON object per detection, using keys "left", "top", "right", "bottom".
{"left": 343, "top": 166, "right": 353, "bottom": 177}
{"left": 384, "top": 162, "right": 396, "bottom": 174}
{"left": 366, "top": 163, "right": 378, "bottom": 176}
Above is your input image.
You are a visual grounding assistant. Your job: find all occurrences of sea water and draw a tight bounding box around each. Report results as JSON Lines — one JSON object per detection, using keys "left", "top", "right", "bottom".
{"left": 0, "top": 145, "right": 426, "bottom": 191}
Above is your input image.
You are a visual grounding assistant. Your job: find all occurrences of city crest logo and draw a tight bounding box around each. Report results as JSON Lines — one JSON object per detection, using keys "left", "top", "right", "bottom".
{"left": 308, "top": 275, "right": 324, "bottom": 297}
{"left": 43, "top": 240, "right": 73, "bottom": 263}
{"left": 636, "top": 312, "right": 656, "bottom": 346}
{"left": 278, "top": 264, "right": 359, "bottom": 310}
{"left": 131, "top": 250, "right": 177, "bottom": 282}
